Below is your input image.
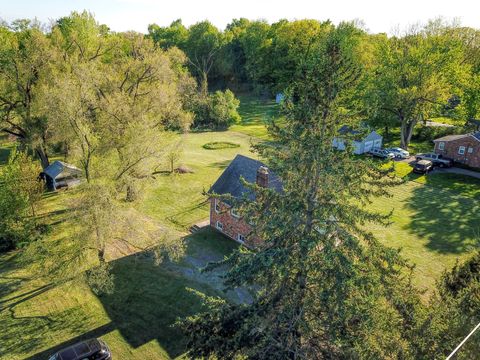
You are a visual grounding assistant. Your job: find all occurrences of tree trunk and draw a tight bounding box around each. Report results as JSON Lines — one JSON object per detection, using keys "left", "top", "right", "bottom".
{"left": 36, "top": 146, "right": 50, "bottom": 169}
{"left": 400, "top": 118, "right": 416, "bottom": 150}
{"left": 200, "top": 72, "right": 208, "bottom": 97}
{"left": 126, "top": 184, "right": 137, "bottom": 202}
{"left": 96, "top": 225, "right": 106, "bottom": 264}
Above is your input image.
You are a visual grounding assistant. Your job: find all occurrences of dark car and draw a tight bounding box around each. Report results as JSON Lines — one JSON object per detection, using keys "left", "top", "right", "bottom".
{"left": 413, "top": 160, "right": 433, "bottom": 174}
{"left": 48, "top": 338, "right": 111, "bottom": 360}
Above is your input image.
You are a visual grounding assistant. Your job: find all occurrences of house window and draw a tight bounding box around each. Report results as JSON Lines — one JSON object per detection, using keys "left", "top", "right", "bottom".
{"left": 468, "top": 147, "right": 473, "bottom": 154}
{"left": 458, "top": 146, "right": 466, "bottom": 155}
{"left": 438, "top": 142, "right": 445, "bottom": 150}
{"left": 216, "top": 221, "right": 223, "bottom": 231}
{"left": 214, "top": 199, "right": 220, "bottom": 213}
{"left": 237, "top": 234, "right": 246, "bottom": 243}
{"left": 231, "top": 207, "right": 240, "bottom": 218}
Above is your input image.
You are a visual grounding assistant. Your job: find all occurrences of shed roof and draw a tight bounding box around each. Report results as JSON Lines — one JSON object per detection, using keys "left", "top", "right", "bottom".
{"left": 338, "top": 125, "right": 381, "bottom": 142}
{"left": 42, "top": 161, "right": 82, "bottom": 180}
{"left": 208, "top": 155, "right": 282, "bottom": 200}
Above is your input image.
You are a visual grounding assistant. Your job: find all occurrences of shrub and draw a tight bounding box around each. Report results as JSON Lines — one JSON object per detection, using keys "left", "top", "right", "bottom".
{"left": 412, "top": 125, "right": 465, "bottom": 142}
{"left": 0, "top": 148, "right": 43, "bottom": 252}
{"left": 202, "top": 141, "right": 240, "bottom": 150}
{"left": 191, "top": 89, "right": 241, "bottom": 129}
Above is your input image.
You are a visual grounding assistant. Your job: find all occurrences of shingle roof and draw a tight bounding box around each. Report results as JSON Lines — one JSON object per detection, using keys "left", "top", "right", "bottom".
{"left": 338, "top": 125, "right": 361, "bottom": 135}
{"left": 433, "top": 134, "right": 469, "bottom": 142}
{"left": 434, "top": 132, "right": 480, "bottom": 142}
{"left": 42, "top": 161, "right": 82, "bottom": 180}
{"left": 208, "top": 154, "right": 282, "bottom": 200}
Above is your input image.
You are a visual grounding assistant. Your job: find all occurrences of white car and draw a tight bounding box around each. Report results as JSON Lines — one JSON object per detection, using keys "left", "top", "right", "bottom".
{"left": 386, "top": 147, "right": 410, "bottom": 159}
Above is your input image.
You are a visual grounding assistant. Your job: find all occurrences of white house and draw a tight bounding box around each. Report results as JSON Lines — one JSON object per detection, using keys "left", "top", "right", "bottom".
{"left": 333, "top": 125, "right": 383, "bottom": 155}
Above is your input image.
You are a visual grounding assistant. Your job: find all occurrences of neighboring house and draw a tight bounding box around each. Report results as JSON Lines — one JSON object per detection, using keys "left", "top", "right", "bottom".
{"left": 433, "top": 132, "right": 480, "bottom": 169}
{"left": 40, "top": 160, "right": 83, "bottom": 191}
{"left": 332, "top": 125, "right": 383, "bottom": 154}
{"left": 208, "top": 154, "right": 282, "bottom": 248}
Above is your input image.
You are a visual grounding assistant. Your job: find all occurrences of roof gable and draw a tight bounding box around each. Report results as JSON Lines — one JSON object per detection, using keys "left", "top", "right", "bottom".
{"left": 43, "top": 161, "right": 82, "bottom": 179}
{"left": 208, "top": 155, "right": 282, "bottom": 200}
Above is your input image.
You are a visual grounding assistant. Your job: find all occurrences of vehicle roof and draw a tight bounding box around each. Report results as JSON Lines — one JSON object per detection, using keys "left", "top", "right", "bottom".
{"left": 57, "top": 339, "right": 101, "bottom": 360}
{"left": 416, "top": 160, "right": 432, "bottom": 165}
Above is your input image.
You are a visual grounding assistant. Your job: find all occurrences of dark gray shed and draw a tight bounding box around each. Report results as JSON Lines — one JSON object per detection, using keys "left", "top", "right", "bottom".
{"left": 41, "top": 161, "right": 83, "bottom": 191}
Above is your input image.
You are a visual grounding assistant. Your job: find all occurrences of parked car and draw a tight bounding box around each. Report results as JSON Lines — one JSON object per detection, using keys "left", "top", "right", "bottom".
{"left": 48, "top": 338, "right": 111, "bottom": 360}
{"left": 369, "top": 148, "right": 395, "bottom": 159}
{"left": 415, "top": 153, "right": 453, "bottom": 167}
{"left": 386, "top": 147, "right": 410, "bottom": 159}
{"left": 413, "top": 160, "right": 433, "bottom": 174}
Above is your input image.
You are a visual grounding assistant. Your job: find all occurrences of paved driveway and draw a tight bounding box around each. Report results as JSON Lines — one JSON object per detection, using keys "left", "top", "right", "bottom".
{"left": 396, "top": 156, "right": 480, "bottom": 179}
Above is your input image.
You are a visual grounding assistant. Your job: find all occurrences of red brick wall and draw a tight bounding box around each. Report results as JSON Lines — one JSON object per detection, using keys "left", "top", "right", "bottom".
{"left": 209, "top": 198, "right": 261, "bottom": 248}
{"left": 434, "top": 136, "right": 480, "bottom": 168}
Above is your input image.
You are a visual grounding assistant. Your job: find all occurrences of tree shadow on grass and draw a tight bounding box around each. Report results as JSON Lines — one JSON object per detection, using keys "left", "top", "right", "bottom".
{"left": 22, "top": 229, "right": 238, "bottom": 360}
{"left": 406, "top": 175, "right": 480, "bottom": 254}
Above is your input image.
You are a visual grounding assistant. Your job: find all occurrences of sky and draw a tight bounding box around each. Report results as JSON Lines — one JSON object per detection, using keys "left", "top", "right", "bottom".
{"left": 0, "top": 0, "right": 479, "bottom": 34}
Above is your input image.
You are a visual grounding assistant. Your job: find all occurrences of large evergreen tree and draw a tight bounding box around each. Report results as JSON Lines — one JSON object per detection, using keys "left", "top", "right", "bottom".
{"left": 184, "top": 23, "right": 423, "bottom": 359}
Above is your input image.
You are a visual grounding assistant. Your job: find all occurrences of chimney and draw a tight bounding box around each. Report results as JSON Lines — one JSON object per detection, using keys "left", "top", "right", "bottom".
{"left": 256, "top": 166, "right": 269, "bottom": 188}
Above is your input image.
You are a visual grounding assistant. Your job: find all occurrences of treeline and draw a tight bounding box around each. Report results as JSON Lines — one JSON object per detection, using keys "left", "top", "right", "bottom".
{"left": 149, "top": 18, "right": 480, "bottom": 148}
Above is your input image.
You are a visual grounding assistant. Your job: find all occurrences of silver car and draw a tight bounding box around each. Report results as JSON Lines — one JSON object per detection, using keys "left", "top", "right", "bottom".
{"left": 369, "top": 148, "right": 395, "bottom": 159}
{"left": 386, "top": 147, "right": 410, "bottom": 159}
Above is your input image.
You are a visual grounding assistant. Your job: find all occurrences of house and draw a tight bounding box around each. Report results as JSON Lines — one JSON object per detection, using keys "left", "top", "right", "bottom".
{"left": 208, "top": 154, "right": 282, "bottom": 248}
{"left": 433, "top": 132, "right": 480, "bottom": 169}
{"left": 40, "top": 161, "right": 83, "bottom": 191}
{"left": 332, "top": 125, "right": 383, "bottom": 154}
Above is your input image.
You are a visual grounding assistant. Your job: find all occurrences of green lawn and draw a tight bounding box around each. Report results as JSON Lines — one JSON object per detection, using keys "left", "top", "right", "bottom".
{"left": 369, "top": 170, "right": 480, "bottom": 292}
{"left": 0, "top": 96, "right": 479, "bottom": 359}
{"left": 229, "top": 94, "right": 282, "bottom": 139}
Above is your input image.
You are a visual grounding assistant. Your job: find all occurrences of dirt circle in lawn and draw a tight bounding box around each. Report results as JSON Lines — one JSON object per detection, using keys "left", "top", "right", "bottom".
{"left": 202, "top": 141, "right": 240, "bottom": 150}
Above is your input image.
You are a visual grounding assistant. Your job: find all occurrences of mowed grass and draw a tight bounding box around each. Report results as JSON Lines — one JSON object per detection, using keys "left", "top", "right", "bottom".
{"left": 230, "top": 94, "right": 282, "bottom": 139}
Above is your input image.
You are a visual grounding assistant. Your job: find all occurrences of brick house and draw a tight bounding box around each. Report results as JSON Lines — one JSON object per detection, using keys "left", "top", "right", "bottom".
{"left": 208, "top": 154, "right": 282, "bottom": 248}
{"left": 433, "top": 132, "right": 480, "bottom": 169}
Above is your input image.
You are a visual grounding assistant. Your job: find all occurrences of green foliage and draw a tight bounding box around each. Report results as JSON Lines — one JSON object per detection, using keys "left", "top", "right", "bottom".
{"left": 0, "top": 147, "right": 43, "bottom": 251}
{"left": 412, "top": 124, "right": 465, "bottom": 142}
{"left": 148, "top": 19, "right": 188, "bottom": 50}
{"left": 202, "top": 141, "right": 240, "bottom": 150}
{"left": 411, "top": 252, "right": 480, "bottom": 359}
{"left": 191, "top": 89, "right": 241, "bottom": 129}
{"left": 364, "top": 24, "right": 468, "bottom": 149}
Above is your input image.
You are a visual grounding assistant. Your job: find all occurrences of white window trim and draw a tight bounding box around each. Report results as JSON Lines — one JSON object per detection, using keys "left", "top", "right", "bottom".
{"left": 438, "top": 142, "right": 445, "bottom": 150}
{"left": 458, "top": 146, "right": 466, "bottom": 155}
{"left": 214, "top": 199, "right": 220, "bottom": 213}
{"left": 216, "top": 221, "right": 223, "bottom": 231}
{"left": 230, "top": 208, "right": 240, "bottom": 219}
{"left": 237, "top": 234, "right": 245, "bottom": 243}
{"left": 468, "top": 147, "right": 473, "bottom": 153}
